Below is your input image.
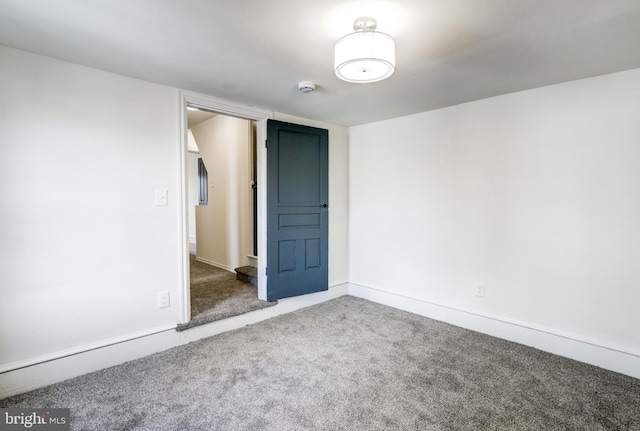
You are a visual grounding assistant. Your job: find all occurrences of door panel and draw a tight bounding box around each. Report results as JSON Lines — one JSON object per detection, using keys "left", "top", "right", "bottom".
{"left": 266, "top": 120, "right": 328, "bottom": 301}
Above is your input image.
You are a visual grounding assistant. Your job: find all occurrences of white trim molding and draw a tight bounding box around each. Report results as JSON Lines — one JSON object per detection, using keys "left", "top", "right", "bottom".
{"left": 0, "top": 324, "right": 178, "bottom": 399}
{"left": 8, "top": 282, "right": 632, "bottom": 398}
{"left": 0, "top": 284, "right": 348, "bottom": 399}
{"left": 347, "top": 282, "right": 640, "bottom": 379}
{"left": 181, "top": 91, "right": 272, "bottom": 120}
{"left": 178, "top": 90, "right": 272, "bottom": 323}
{"left": 0, "top": 324, "right": 177, "bottom": 375}
{"left": 194, "top": 256, "right": 234, "bottom": 273}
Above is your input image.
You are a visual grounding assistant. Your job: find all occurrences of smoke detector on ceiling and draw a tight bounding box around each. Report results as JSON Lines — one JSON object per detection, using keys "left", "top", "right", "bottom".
{"left": 298, "top": 81, "right": 316, "bottom": 93}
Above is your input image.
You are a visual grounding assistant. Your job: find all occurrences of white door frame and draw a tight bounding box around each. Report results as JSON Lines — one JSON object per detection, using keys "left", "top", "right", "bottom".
{"left": 178, "top": 91, "right": 272, "bottom": 324}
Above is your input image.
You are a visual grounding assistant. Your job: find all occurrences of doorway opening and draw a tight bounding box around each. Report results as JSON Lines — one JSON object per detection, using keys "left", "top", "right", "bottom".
{"left": 180, "top": 108, "right": 274, "bottom": 330}
{"left": 178, "top": 94, "right": 271, "bottom": 329}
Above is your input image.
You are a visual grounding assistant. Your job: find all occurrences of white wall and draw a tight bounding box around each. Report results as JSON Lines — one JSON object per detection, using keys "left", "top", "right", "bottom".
{"left": 191, "top": 115, "right": 253, "bottom": 271}
{"left": 349, "top": 69, "right": 640, "bottom": 362}
{"left": 0, "top": 46, "right": 182, "bottom": 368}
{"left": 3, "top": 39, "right": 635, "bottom": 392}
{"left": 274, "top": 113, "right": 349, "bottom": 288}
{"left": 0, "top": 46, "right": 352, "bottom": 395}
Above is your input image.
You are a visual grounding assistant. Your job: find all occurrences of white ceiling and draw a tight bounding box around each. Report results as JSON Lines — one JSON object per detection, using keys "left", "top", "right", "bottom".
{"left": 1, "top": 0, "right": 640, "bottom": 127}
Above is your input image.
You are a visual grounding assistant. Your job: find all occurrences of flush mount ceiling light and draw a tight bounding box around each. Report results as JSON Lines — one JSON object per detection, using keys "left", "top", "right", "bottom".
{"left": 334, "top": 17, "right": 395, "bottom": 83}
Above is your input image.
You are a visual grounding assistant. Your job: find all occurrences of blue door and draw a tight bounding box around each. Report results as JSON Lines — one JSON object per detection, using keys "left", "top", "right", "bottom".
{"left": 266, "top": 120, "right": 328, "bottom": 301}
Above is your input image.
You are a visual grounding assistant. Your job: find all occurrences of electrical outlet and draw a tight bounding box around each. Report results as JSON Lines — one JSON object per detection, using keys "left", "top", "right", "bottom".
{"left": 476, "top": 282, "right": 486, "bottom": 298}
{"left": 157, "top": 291, "right": 170, "bottom": 308}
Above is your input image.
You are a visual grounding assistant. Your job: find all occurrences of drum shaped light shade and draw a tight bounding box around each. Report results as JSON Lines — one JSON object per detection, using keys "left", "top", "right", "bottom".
{"left": 334, "top": 29, "right": 395, "bottom": 83}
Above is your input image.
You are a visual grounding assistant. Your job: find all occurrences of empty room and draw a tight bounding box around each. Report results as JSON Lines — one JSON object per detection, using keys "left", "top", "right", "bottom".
{"left": 1, "top": 1, "right": 639, "bottom": 429}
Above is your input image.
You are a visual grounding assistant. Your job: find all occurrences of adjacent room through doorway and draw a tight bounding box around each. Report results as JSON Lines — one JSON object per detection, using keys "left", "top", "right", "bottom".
{"left": 180, "top": 108, "right": 274, "bottom": 330}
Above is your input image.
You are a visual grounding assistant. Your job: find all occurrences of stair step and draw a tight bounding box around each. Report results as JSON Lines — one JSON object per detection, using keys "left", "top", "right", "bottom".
{"left": 234, "top": 265, "right": 257, "bottom": 287}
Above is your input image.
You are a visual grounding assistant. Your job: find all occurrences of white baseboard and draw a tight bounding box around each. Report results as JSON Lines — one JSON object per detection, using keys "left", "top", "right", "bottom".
{"left": 194, "top": 256, "right": 234, "bottom": 272}
{"left": 0, "top": 283, "right": 349, "bottom": 399}
{"left": 12, "top": 281, "right": 635, "bottom": 398}
{"left": 347, "top": 282, "right": 640, "bottom": 379}
{"left": 0, "top": 327, "right": 179, "bottom": 400}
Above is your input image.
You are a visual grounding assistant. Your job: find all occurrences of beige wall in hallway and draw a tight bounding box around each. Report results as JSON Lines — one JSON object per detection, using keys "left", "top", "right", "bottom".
{"left": 191, "top": 115, "right": 253, "bottom": 271}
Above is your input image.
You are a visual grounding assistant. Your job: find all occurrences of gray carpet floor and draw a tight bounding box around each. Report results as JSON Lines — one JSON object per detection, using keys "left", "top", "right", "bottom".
{"left": 177, "top": 255, "right": 276, "bottom": 331}
{"left": 2, "top": 296, "right": 639, "bottom": 430}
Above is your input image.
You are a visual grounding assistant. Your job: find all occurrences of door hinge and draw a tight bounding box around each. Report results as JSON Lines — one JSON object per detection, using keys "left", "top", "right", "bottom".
{"left": 265, "top": 267, "right": 268, "bottom": 276}
{"left": 265, "top": 139, "right": 268, "bottom": 149}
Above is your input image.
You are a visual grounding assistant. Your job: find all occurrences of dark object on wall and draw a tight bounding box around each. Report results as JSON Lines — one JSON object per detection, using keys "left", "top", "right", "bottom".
{"left": 198, "top": 158, "right": 208, "bottom": 205}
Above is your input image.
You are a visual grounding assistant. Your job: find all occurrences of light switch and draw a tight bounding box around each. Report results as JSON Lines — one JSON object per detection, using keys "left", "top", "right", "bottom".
{"left": 155, "top": 189, "right": 168, "bottom": 206}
